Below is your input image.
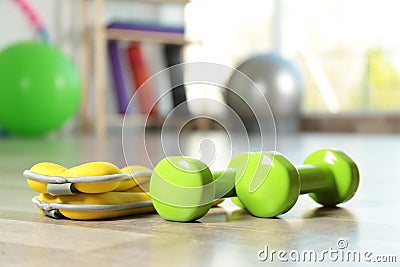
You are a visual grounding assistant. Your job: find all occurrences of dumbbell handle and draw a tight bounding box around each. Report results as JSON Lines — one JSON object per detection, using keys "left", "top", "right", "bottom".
{"left": 297, "top": 165, "right": 331, "bottom": 194}
{"left": 212, "top": 169, "right": 237, "bottom": 199}
{"left": 215, "top": 165, "right": 331, "bottom": 198}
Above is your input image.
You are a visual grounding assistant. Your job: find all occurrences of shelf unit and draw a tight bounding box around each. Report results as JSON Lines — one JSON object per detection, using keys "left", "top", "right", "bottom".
{"left": 107, "top": 28, "right": 186, "bottom": 44}
{"left": 79, "top": 0, "right": 189, "bottom": 136}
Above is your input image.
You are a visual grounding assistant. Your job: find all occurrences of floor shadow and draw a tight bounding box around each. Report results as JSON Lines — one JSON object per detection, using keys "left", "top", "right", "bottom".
{"left": 302, "top": 206, "right": 357, "bottom": 220}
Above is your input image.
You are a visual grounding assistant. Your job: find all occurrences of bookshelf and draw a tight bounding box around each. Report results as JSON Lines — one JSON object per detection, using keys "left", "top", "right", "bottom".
{"left": 107, "top": 28, "right": 186, "bottom": 44}
{"left": 79, "top": 0, "right": 189, "bottom": 136}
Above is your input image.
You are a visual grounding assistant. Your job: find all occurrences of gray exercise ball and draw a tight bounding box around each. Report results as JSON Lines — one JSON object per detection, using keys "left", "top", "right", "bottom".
{"left": 226, "top": 53, "right": 304, "bottom": 131}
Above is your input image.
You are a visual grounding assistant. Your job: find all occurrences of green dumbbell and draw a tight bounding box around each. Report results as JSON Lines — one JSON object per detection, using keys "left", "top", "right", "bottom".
{"left": 149, "top": 149, "right": 359, "bottom": 222}
{"left": 149, "top": 156, "right": 238, "bottom": 222}
{"left": 149, "top": 153, "right": 297, "bottom": 221}
{"left": 230, "top": 149, "right": 359, "bottom": 217}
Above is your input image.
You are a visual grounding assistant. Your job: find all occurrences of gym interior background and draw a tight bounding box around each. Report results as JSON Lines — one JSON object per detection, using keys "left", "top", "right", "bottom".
{"left": 2, "top": 0, "right": 400, "bottom": 134}
{"left": 0, "top": 1, "right": 400, "bottom": 266}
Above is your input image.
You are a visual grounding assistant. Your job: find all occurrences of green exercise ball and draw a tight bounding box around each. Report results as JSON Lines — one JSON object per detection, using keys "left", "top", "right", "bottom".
{"left": 0, "top": 41, "right": 81, "bottom": 135}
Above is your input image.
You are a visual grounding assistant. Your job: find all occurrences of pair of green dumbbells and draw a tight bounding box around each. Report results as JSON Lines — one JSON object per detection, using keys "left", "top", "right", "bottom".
{"left": 149, "top": 149, "right": 360, "bottom": 222}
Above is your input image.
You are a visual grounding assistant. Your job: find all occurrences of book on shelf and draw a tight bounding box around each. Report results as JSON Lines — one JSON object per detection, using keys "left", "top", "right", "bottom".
{"left": 107, "top": 40, "right": 131, "bottom": 114}
{"left": 164, "top": 44, "right": 188, "bottom": 111}
{"left": 108, "top": 21, "right": 184, "bottom": 34}
{"left": 107, "top": 21, "right": 185, "bottom": 44}
{"left": 127, "top": 42, "right": 158, "bottom": 116}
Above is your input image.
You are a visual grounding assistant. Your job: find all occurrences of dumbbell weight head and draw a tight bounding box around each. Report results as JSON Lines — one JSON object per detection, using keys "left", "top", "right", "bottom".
{"left": 229, "top": 152, "right": 300, "bottom": 218}
{"left": 303, "top": 149, "right": 359, "bottom": 206}
{"left": 231, "top": 149, "right": 359, "bottom": 217}
{"left": 149, "top": 156, "right": 215, "bottom": 222}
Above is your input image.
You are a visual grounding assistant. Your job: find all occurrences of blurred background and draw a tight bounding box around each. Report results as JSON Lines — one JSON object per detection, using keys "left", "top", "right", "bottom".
{"left": 1, "top": 0, "right": 400, "bottom": 137}
{"left": 186, "top": 0, "right": 400, "bottom": 113}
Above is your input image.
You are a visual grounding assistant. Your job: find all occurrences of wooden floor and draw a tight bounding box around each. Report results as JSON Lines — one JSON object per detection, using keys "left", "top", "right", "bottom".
{"left": 0, "top": 131, "right": 399, "bottom": 266}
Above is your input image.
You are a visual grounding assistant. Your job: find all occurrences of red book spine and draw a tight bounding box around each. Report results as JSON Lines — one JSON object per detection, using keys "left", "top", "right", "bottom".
{"left": 127, "top": 43, "right": 158, "bottom": 116}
